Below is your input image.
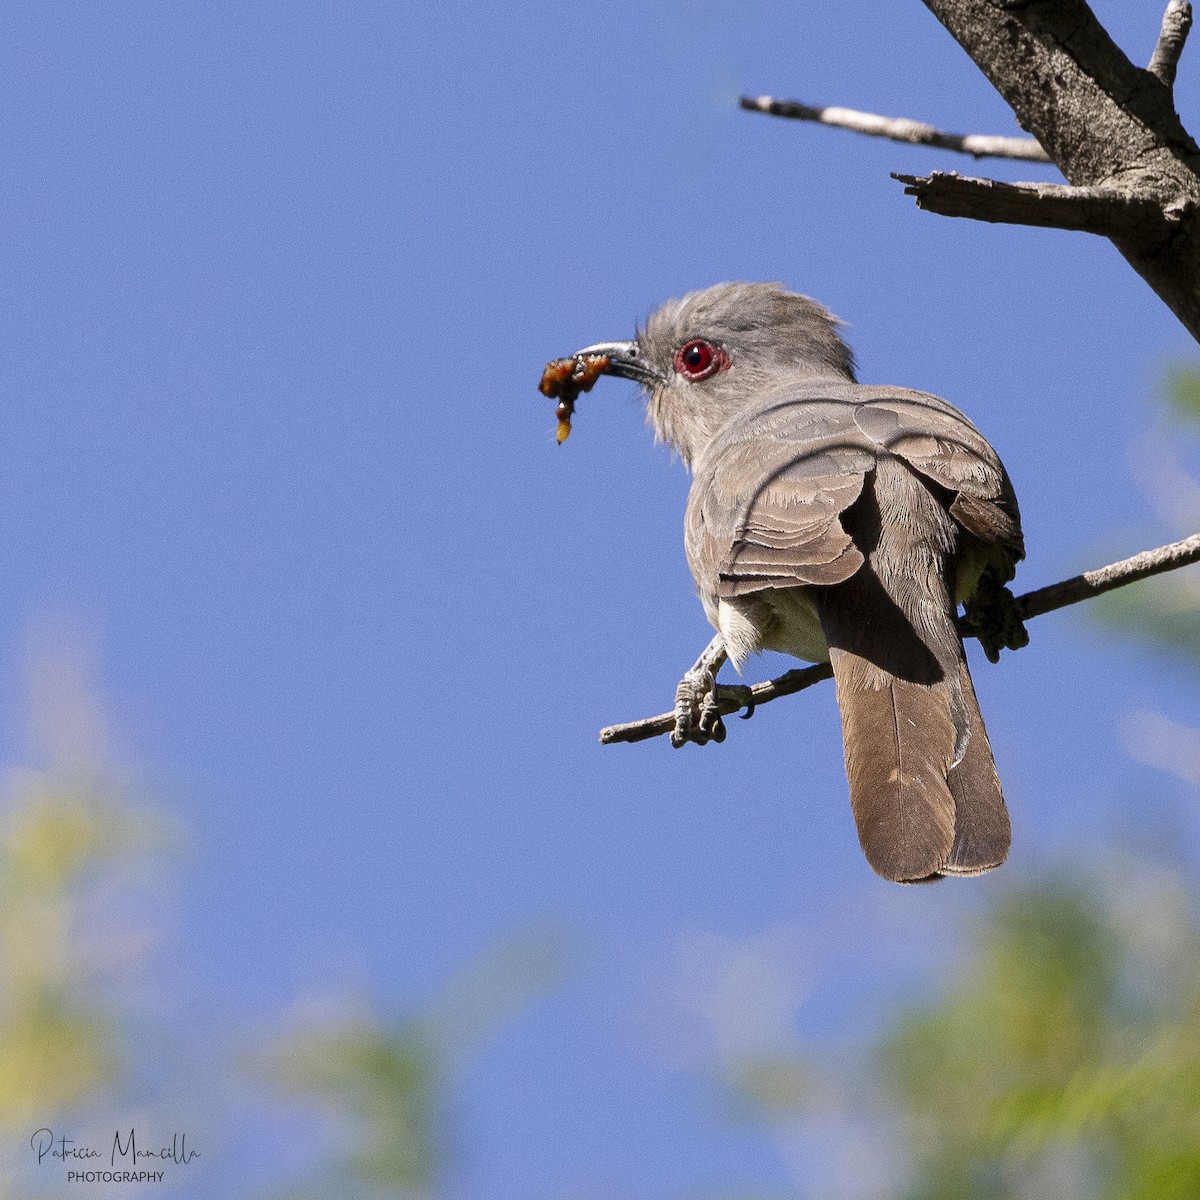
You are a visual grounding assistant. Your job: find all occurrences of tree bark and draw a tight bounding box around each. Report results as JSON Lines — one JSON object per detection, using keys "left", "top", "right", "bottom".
{"left": 918, "top": 0, "right": 1200, "bottom": 342}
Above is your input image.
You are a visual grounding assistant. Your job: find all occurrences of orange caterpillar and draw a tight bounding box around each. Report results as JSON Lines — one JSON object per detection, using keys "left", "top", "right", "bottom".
{"left": 538, "top": 354, "right": 610, "bottom": 443}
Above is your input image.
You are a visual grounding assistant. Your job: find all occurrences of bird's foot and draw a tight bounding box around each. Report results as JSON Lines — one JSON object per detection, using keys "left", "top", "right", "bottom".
{"left": 671, "top": 669, "right": 721, "bottom": 746}
{"left": 964, "top": 579, "right": 1029, "bottom": 664}
{"left": 670, "top": 675, "right": 755, "bottom": 748}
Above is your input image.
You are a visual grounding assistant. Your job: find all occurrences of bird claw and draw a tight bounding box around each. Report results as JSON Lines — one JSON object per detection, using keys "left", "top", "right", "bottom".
{"left": 964, "top": 578, "right": 1029, "bottom": 664}
{"left": 732, "top": 688, "right": 756, "bottom": 720}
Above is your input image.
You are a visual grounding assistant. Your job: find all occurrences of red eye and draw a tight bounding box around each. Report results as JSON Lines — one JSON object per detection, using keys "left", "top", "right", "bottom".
{"left": 674, "top": 338, "right": 726, "bottom": 381}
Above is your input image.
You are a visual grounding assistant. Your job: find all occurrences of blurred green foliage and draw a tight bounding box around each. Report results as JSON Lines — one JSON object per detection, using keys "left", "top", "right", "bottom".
{"left": 1158, "top": 366, "right": 1200, "bottom": 426}
{"left": 263, "top": 1013, "right": 439, "bottom": 1199}
{"left": 258, "top": 931, "right": 563, "bottom": 1200}
{"left": 724, "top": 868, "right": 1200, "bottom": 1199}
{"left": 0, "top": 639, "right": 174, "bottom": 1200}
{"left": 882, "top": 874, "right": 1200, "bottom": 1200}
{"left": 0, "top": 635, "right": 563, "bottom": 1200}
{"left": 0, "top": 641, "right": 166, "bottom": 1137}
{"left": 0, "top": 785, "right": 127, "bottom": 1125}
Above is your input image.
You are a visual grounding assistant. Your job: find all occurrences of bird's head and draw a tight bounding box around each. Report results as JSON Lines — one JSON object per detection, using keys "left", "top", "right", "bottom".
{"left": 560, "top": 282, "right": 856, "bottom": 466}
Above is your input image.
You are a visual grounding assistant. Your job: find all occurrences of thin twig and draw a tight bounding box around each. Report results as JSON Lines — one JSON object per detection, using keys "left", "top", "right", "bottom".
{"left": 598, "top": 531, "right": 1200, "bottom": 746}
{"left": 1149, "top": 0, "right": 1193, "bottom": 88}
{"left": 1016, "top": 530, "right": 1200, "bottom": 619}
{"left": 739, "top": 95, "right": 1051, "bottom": 162}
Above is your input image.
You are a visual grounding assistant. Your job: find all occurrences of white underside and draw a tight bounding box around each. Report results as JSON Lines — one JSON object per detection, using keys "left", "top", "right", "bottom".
{"left": 712, "top": 588, "right": 829, "bottom": 672}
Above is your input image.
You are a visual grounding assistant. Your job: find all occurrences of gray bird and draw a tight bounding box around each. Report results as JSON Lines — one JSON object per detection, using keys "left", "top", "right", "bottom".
{"left": 556, "top": 282, "right": 1026, "bottom": 883}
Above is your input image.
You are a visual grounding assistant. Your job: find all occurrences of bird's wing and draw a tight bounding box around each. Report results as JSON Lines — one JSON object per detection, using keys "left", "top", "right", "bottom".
{"left": 686, "top": 393, "right": 876, "bottom": 598}
{"left": 851, "top": 390, "right": 1024, "bottom": 569}
{"left": 685, "top": 382, "right": 1022, "bottom": 600}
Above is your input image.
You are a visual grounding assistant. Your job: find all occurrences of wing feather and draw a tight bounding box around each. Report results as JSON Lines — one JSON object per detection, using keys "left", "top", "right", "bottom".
{"left": 684, "top": 380, "right": 1023, "bottom": 603}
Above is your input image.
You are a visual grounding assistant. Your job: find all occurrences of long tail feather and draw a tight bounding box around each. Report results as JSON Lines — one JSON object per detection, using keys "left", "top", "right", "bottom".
{"left": 941, "top": 662, "right": 1010, "bottom": 874}
{"left": 829, "top": 647, "right": 957, "bottom": 881}
{"left": 818, "top": 458, "right": 1009, "bottom": 882}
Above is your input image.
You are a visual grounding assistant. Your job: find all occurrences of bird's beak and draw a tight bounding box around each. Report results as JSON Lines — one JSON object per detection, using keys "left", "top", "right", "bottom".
{"left": 574, "top": 340, "right": 664, "bottom": 388}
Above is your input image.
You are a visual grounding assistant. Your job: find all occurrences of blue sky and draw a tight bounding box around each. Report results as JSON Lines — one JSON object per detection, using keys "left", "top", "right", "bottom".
{"left": 3, "top": 1, "right": 1199, "bottom": 1196}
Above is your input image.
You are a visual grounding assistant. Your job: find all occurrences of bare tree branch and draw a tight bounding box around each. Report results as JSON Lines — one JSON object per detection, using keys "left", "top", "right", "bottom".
{"left": 1149, "top": 0, "right": 1193, "bottom": 89}
{"left": 915, "top": 0, "right": 1200, "bottom": 343}
{"left": 598, "top": 532, "right": 1200, "bottom": 747}
{"left": 744, "top": 4, "right": 1200, "bottom": 342}
{"left": 1015, "top": 530, "right": 1200, "bottom": 621}
{"left": 739, "top": 95, "right": 1050, "bottom": 162}
{"left": 891, "top": 171, "right": 1184, "bottom": 244}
